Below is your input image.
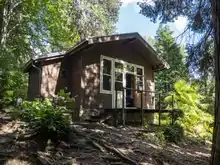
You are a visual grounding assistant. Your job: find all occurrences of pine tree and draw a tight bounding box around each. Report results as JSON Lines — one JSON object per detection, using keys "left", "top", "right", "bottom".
{"left": 153, "top": 25, "right": 187, "bottom": 92}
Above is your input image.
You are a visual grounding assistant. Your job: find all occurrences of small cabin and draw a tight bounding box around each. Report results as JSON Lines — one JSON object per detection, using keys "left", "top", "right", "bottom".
{"left": 24, "top": 33, "right": 168, "bottom": 122}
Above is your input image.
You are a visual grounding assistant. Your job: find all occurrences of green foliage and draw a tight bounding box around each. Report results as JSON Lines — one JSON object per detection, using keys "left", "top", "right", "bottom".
{"left": 0, "top": 70, "right": 28, "bottom": 107}
{"left": 18, "top": 98, "right": 71, "bottom": 143}
{"left": 152, "top": 25, "right": 188, "bottom": 92}
{"left": 72, "top": 0, "right": 121, "bottom": 38}
{"left": 163, "top": 124, "right": 184, "bottom": 143}
{"left": 138, "top": 0, "right": 213, "bottom": 81}
{"left": 165, "top": 80, "right": 213, "bottom": 141}
{"left": 171, "top": 109, "right": 184, "bottom": 123}
{"left": 54, "top": 88, "right": 75, "bottom": 111}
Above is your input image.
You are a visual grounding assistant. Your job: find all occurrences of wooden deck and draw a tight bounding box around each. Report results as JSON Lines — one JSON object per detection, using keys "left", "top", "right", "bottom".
{"left": 104, "top": 108, "right": 179, "bottom": 126}
{"left": 105, "top": 108, "right": 174, "bottom": 113}
{"left": 109, "top": 88, "right": 178, "bottom": 126}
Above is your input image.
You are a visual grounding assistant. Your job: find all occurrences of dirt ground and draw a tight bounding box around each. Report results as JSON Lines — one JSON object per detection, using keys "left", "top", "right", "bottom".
{"left": 0, "top": 112, "right": 211, "bottom": 165}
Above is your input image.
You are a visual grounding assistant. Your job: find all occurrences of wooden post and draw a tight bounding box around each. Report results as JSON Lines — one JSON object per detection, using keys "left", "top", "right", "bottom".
{"left": 141, "top": 90, "right": 144, "bottom": 126}
{"left": 115, "top": 89, "right": 118, "bottom": 109}
{"left": 114, "top": 90, "right": 118, "bottom": 126}
{"left": 122, "top": 88, "right": 125, "bottom": 126}
{"left": 158, "top": 93, "right": 161, "bottom": 126}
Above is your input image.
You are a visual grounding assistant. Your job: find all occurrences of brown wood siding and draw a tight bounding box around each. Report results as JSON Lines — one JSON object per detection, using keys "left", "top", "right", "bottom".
{"left": 40, "top": 59, "right": 67, "bottom": 97}
{"left": 69, "top": 55, "right": 83, "bottom": 120}
{"left": 27, "top": 67, "right": 40, "bottom": 100}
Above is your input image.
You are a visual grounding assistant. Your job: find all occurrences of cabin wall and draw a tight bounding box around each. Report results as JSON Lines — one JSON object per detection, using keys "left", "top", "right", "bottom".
{"left": 40, "top": 58, "right": 68, "bottom": 98}
{"left": 27, "top": 67, "right": 40, "bottom": 100}
{"left": 77, "top": 49, "right": 102, "bottom": 120}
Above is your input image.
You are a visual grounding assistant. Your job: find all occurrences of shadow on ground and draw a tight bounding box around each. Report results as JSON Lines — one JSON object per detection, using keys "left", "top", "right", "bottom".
{"left": 0, "top": 111, "right": 211, "bottom": 165}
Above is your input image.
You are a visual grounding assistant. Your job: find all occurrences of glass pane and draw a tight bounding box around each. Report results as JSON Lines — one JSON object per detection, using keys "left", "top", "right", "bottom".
{"left": 103, "top": 59, "right": 111, "bottom": 74}
{"left": 126, "top": 65, "right": 134, "bottom": 72}
{"left": 115, "top": 62, "right": 123, "bottom": 70}
{"left": 137, "top": 75, "right": 143, "bottom": 82}
{"left": 115, "top": 72, "right": 123, "bottom": 81}
{"left": 137, "top": 68, "right": 143, "bottom": 75}
{"left": 103, "top": 75, "right": 111, "bottom": 90}
{"left": 137, "top": 81, "right": 143, "bottom": 91}
{"left": 115, "top": 82, "right": 123, "bottom": 90}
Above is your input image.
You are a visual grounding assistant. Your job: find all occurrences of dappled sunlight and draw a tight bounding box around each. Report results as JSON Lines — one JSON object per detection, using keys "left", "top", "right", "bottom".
{"left": 117, "top": 147, "right": 134, "bottom": 154}
{"left": 4, "top": 159, "right": 31, "bottom": 165}
{"left": 88, "top": 35, "right": 120, "bottom": 44}
{"left": 80, "top": 63, "right": 101, "bottom": 119}
{"left": 41, "top": 62, "right": 61, "bottom": 98}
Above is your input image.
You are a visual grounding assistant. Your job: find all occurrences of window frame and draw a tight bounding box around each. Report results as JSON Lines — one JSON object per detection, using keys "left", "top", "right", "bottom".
{"left": 100, "top": 56, "right": 113, "bottom": 94}
{"left": 136, "top": 67, "right": 145, "bottom": 91}
{"left": 100, "top": 55, "right": 145, "bottom": 94}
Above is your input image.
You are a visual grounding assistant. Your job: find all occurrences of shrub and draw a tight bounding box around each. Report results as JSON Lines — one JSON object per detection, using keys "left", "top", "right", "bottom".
{"left": 18, "top": 98, "right": 71, "bottom": 145}
{"left": 165, "top": 80, "right": 213, "bottom": 141}
{"left": 170, "top": 109, "right": 184, "bottom": 123}
{"left": 163, "top": 123, "right": 184, "bottom": 143}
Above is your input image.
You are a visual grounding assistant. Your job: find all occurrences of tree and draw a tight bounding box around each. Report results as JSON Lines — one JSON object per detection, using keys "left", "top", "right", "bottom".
{"left": 71, "top": 0, "right": 121, "bottom": 39}
{"left": 152, "top": 25, "right": 187, "bottom": 92}
{"left": 211, "top": 0, "right": 220, "bottom": 164}
{"left": 138, "top": 0, "right": 212, "bottom": 77}
{"left": 137, "top": 0, "right": 219, "bottom": 164}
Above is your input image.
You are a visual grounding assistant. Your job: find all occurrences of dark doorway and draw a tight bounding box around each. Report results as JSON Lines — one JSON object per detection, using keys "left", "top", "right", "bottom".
{"left": 126, "top": 73, "right": 135, "bottom": 107}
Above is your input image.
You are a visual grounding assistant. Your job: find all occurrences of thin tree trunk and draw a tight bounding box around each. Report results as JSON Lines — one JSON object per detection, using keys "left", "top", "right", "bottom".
{"left": 0, "top": 0, "right": 5, "bottom": 41}
{"left": 211, "top": 0, "right": 220, "bottom": 164}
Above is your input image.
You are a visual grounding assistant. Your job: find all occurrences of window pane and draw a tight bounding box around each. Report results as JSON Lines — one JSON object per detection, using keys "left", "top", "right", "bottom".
{"left": 137, "top": 81, "right": 143, "bottom": 91}
{"left": 137, "top": 75, "right": 143, "bottom": 82}
{"left": 115, "top": 62, "right": 123, "bottom": 70}
{"left": 103, "top": 59, "right": 111, "bottom": 74}
{"left": 115, "top": 72, "right": 123, "bottom": 81}
{"left": 137, "top": 68, "right": 143, "bottom": 75}
{"left": 115, "top": 82, "right": 123, "bottom": 90}
{"left": 126, "top": 65, "right": 134, "bottom": 72}
{"left": 103, "top": 75, "right": 111, "bottom": 90}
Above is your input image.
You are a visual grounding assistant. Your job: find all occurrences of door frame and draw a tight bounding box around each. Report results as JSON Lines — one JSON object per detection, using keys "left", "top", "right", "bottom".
{"left": 111, "top": 58, "right": 144, "bottom": 109}
{"left": 99, "top": 55, "right": 144, "bottom": 108}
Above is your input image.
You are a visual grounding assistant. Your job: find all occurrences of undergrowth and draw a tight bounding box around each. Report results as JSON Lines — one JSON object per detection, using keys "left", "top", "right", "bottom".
{"left": 10, "top": 89, "right": 74, "bottom": 149}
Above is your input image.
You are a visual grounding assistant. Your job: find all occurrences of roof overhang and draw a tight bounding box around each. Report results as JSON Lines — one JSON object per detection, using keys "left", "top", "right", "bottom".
{"left": 23, "top": 52, "right": 65, "bottom": 72}
{"left": 24, "top": 32, "right": 169, "bottom": 72}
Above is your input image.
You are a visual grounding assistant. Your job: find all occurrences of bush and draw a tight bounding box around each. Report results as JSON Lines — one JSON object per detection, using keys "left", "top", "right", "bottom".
{"left": 18, "top": 98, "right": 71, "bottom": 145}
{"left": 0, "top": 71, "right": 27, "bottom": 107}
{"left": 163, "top": 123, "right": 184, "bottom": 143}
{"left": 164, "top": 80, "right": 213, "bottom": 141}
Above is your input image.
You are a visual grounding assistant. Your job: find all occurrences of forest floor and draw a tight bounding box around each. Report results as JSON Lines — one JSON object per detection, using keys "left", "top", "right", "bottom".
{"left": 0, "top": 111, "right": 211, "bottom": 165}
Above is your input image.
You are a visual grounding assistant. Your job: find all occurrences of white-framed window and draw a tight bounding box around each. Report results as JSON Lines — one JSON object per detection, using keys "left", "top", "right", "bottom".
{"left": 100, "top": 56, "right": 113, "bottom": 94}
{"left": 114, "top": 61, "right": 124, "bottom": 90}
{"left": 100, "top": 55, "right": 145, "bottom": 94}
{"left": 136, "top": 67, "right": 144, "bottom": 91}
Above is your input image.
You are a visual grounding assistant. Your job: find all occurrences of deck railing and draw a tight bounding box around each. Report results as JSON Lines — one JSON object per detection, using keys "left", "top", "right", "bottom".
{"left": 114, "top": 87, "right": 176, "bottom": 126}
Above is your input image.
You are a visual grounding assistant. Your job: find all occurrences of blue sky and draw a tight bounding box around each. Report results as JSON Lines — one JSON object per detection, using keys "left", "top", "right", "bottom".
{"left": 116, "top": 0, "right": 187, "bottom": 40}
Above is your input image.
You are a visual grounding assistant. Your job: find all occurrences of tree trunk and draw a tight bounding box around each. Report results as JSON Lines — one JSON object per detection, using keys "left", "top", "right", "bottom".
{"left": 0, "top": 0, "right": 5, "bottom": 41}
{"left": 211, "top": 0, "right": 220, "bottom": 164}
